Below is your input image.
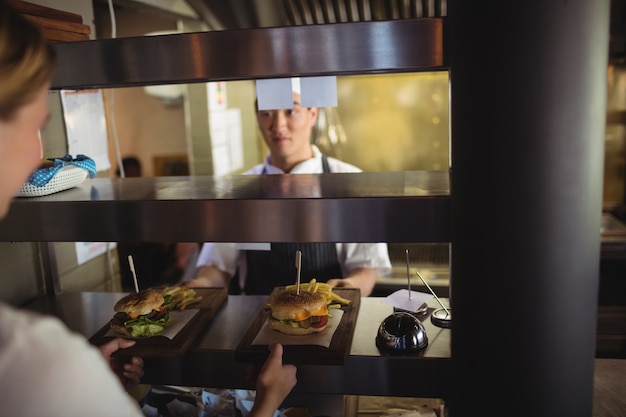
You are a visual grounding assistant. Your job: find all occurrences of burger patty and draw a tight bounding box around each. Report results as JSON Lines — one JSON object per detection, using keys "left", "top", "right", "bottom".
{"left": 270, "top": 314, "right": 328, "bottom": 329}
{"left": 111, "top": 309, "right": 168, "bottom": 326}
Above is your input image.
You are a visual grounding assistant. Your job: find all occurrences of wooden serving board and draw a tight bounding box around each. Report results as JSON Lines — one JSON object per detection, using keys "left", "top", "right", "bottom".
{"left": 89, "top": 288, "right": 227, "bottom": 357}
{"left": 234, "top": 288, "right": 361, "bottom": 366}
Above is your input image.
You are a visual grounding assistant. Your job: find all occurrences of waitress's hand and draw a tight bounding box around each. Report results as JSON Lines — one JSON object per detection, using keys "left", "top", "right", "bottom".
{"left": 98, "top": 338, "right": 144, "bottom": 392}
{"left": 248, "top": 343, "right": 297, "bottom": 417}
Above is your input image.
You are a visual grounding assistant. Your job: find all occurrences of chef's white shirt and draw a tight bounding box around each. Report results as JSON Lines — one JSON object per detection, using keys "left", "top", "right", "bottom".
{"left": 0, "top": 303, "right": 143, "bottom": 417}
{"left": 195, "top": 146, "right": 392, "bottom": 286}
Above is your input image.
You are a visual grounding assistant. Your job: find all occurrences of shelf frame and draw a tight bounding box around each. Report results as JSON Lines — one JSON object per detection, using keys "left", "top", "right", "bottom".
{"left": 50, "top": 18, "right": 447, "bottom": 90}
{"left": 1, "top": 171, "right": 450, "bottom": 243}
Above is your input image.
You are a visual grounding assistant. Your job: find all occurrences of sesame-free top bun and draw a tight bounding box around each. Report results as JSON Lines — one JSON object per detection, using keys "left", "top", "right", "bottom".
{"left": 114, "top": 289, "right": 164, "bottom": 316}
{"left": 270, "top": 290, "right": 327, "bottom": 321}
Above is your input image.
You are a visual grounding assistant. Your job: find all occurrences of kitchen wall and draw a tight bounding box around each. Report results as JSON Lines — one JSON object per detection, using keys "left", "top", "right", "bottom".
{"left": 93, "top": 3, "right": 189, "bottom": 177}
{"left": 328, "top": 72, "right": 449, "bottom": 172}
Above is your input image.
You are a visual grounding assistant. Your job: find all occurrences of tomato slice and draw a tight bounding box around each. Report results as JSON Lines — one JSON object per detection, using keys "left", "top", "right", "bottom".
{"left": 311, "top": 315, "right": 328, "bottom": 328}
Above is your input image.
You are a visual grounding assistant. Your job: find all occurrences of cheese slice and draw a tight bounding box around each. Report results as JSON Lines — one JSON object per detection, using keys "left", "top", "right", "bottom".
{"left": 293, "top": 304, "right": 329, "bottom": 321}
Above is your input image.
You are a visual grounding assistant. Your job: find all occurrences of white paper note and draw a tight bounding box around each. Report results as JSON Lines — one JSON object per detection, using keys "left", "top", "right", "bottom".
{"left": 383, "top": 289, "right": 433, "bottom": 312}
{"left": 300, "top": 76, "right": 338, "bottom": 108}
{"left": 60, "top": 89, "right": 110, "bottom": 171}
{"left": 256, "top": 78, "right": 294, "bottom": 110}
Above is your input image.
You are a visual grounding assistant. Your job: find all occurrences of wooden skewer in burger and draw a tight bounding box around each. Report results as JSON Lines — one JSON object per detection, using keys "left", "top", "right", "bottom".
{"left": 110, "top": 289, "right": 171, "bottom": 337}
{"left": 110, "top": 255, "right": 171, "bottom": 337}
{"left": 267, "top": 251, "right": 330, "bottom": 335}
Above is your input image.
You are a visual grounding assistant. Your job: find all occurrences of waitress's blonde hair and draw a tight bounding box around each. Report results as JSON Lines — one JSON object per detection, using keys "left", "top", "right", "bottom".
{"left": 0, "top": 1, "right": 56, "bottom": 120}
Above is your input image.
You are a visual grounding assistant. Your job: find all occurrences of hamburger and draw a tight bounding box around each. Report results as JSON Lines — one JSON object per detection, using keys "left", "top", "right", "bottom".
{"left": 110, "top": 289, "right": 171, "bottom": 337}
{"left": 268, "top": 290, "right": 329, "bottom": 335}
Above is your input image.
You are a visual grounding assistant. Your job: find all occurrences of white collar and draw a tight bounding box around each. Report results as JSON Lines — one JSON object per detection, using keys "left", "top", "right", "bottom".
{"left": 263, "top": 145, "right": 323, "bottom": 174}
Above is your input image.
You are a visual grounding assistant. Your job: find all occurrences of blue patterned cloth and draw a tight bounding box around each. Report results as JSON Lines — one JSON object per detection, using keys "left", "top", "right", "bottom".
{"left": 27, "top": 154, "right": 97, "bottom": 187}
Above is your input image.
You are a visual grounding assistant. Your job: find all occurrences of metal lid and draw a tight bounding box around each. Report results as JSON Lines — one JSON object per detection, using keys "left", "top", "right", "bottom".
{"left": 376, "top": 312, "right": 428, "bottom": 352}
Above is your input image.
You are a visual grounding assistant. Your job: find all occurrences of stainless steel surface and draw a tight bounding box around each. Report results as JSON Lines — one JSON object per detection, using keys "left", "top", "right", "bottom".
{"left": 50, "top": 18, "right": 445, "bottom": 90}
{"left": 0, "top": 171, "right": 450, "bottom": 243}
{"left": 25, "top": 292, "right": 451, "bottom": 397}
{"left": 184, "top": 0, "right": 447, "bottom": 30}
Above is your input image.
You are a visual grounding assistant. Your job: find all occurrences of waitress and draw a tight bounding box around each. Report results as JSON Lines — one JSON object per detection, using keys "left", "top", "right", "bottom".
{"left": 0, "top": 5, "right": 295, "bottom": 414}
{"left": 184, "top": 80, "right": 391, "bottom": 296}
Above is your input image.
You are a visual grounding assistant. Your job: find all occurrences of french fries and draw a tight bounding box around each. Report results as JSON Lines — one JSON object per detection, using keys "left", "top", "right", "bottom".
{"left": 161, "top": 286, "right": 202, "bottom": 311}
{"left": 284, "top": 278, "right": 351, "bottom": 305}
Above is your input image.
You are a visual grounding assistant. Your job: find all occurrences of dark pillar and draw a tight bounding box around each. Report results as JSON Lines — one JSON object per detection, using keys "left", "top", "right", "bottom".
{"left": 449, "top": 1, "right": 610, "bottom": 416}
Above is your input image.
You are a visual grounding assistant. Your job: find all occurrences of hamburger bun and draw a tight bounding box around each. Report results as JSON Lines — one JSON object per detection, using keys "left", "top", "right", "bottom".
{"left": 268, "top": 290, "right": 329, "bottom": 335}
{"left": 110, "top": 323, "right": 132, "bottom": 337}
{"left": 270, "top": 290, "right": 326, "bottom": 320}
{"left": 268, "top": 317, "right": 328, "bottom": 335}
{"left": 114, "top": 289, "right": 164, "bottom": 316}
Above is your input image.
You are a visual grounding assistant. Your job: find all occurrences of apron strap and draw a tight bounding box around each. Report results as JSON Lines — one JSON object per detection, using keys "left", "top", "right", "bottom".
{"left": 321, "top": 154, "right": 331, "bottom": 173}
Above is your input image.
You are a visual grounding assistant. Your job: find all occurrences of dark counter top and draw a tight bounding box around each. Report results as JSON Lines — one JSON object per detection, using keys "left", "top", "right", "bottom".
{"left": 26, "top": 291, "right": 451, "bottom": 398}
{"left": 25, "top": 290, "right": 626, "bottom": 410}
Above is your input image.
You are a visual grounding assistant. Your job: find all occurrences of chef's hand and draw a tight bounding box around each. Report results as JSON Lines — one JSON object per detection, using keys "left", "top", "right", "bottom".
{"left": 325, "top": 278, "right": 352, "bottom": 289}
{"left": 326, "top": 268, "right": 377, "bottom": 297}
{"left": 248, "top": 343, "right": 297, "bottom": 417}
{"left": 98, "top": 338, "right": 145, "bottom": 392}
{"left": 181, "top": 266, "right": 230, "bottom": 288}
{"left": 180, "top": 277, "right": 208, "bottom": 288}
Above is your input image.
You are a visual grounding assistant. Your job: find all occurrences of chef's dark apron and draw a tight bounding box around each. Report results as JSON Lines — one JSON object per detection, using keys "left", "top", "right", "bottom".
{"left": 231, "top": 155, "right": 343, "bottom": 295}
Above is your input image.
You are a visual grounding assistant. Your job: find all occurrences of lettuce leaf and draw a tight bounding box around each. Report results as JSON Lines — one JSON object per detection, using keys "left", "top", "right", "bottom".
{"left": 124, "top": 312, "right": 170, "bottom": 337}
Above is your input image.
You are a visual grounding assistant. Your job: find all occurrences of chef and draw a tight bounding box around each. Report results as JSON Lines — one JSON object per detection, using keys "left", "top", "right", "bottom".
{"left": 183, "top": 79, "right": 391, "bottom": 296}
